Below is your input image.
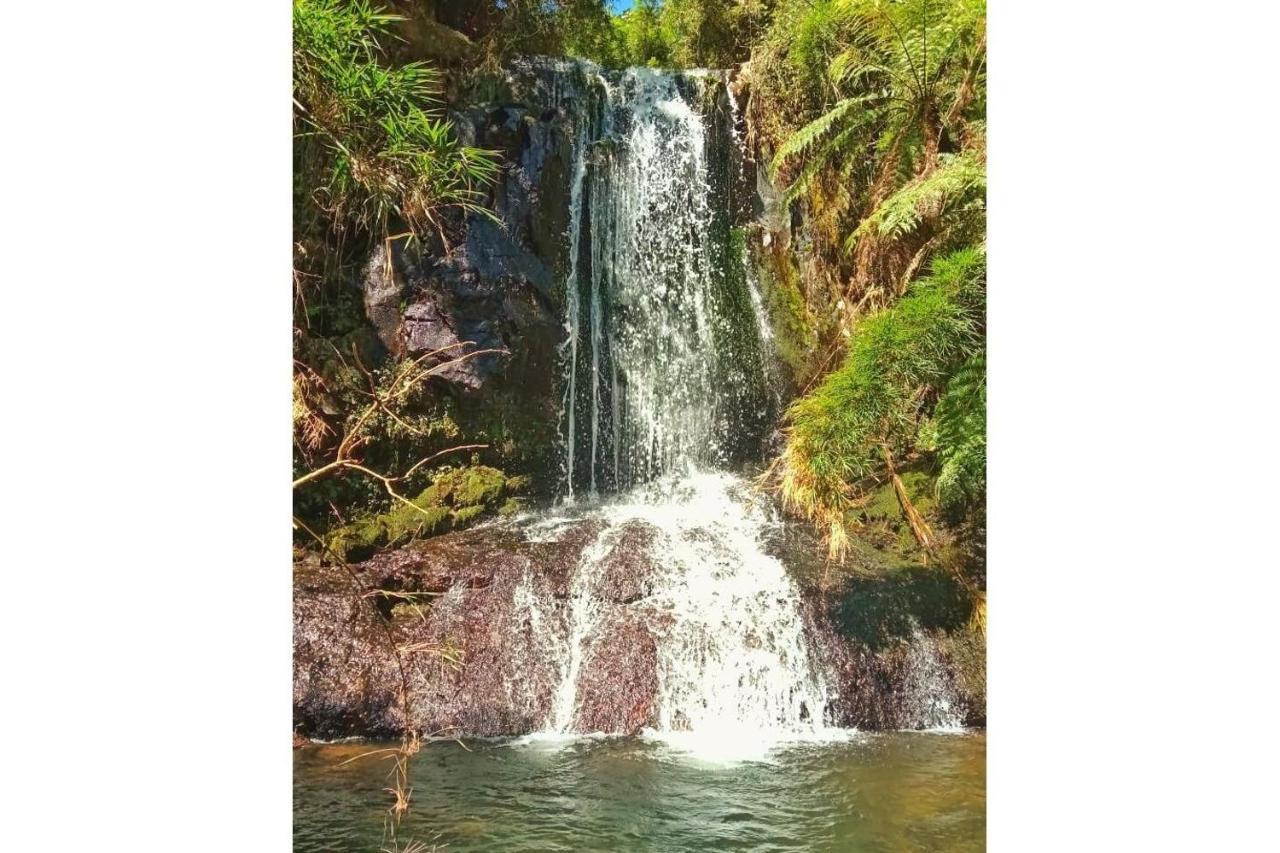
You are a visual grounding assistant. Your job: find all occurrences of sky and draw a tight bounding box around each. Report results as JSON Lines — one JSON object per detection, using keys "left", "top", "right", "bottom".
{"left": 610, "top": 1, "right": 635, "bottom": 13}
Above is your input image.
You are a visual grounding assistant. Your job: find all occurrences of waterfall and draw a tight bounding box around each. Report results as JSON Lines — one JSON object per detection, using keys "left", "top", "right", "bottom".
{"left": 538, "top": 472, "right": 837, "bottom": 752}
{"left": 557, "top": 65, "right": 774, "bottom": 497}
{"left": 505, "top": 61, "right": 837, "bottom": 751}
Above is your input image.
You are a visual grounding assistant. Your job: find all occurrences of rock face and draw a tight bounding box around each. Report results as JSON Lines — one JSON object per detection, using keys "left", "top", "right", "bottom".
{"left": 356, "top": 65, "right": 581, "bottom": 391}
{"left": 293, "top": 515, "right": 669, "bottom": 738}
{"left": 572, "top": 612, "right": 658, "bottom": 733}
{"left": 294, "top": 516, "right": 985, "bottom": 739}
{"left": 345, "top": 63, "right": 587, "bottom": 493}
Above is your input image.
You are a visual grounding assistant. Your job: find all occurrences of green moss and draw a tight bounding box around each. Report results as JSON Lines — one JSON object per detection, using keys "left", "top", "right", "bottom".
{"left": 853, "top": 467, "right": 944, "bottom": 559}
{"left": 759, "top": 244, "right": 819, "bottom": 384}
{"left": 327, "top": 517, "right": 387, "bottom": 561}
{"left": 450, "top": 504, "right": 486, "bottom": 525}
{"left": 449, "top": 466, "right": 506, "bottom": 506}
{"left": 415, "top": 465, "right": 502, "bottom": 507}
{"left": 864, "top": 481, "right": 902, "bottom": 521}
{"left": 898, "top": 470, "right": 937, "bottom": 518}
{"left": 383, "top": 503, "right": 451, "bottom": 545}
{"left": 325, "top": 464, "right": 518, "bottom": 560}
{"left": 498, "top": 496, "right": 525, "bottom": 516}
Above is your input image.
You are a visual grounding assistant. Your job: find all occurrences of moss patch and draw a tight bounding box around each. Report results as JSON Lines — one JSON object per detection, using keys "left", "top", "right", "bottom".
{"left": 758, "top": 242, "right": 820, "bottom": 385}
{"left": 851, "top": 464, "right": 943, "bottom": 560}
{"left": 327, "top": 464, "right": 526, "bottom": 561}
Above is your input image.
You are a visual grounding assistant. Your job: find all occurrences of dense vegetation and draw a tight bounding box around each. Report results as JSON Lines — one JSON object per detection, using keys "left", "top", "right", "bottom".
{"left": 293, "top": 0, "right": 987, "bottom": 591}
{"left": 292, "top": 0, "right": 509, "bottom": 547}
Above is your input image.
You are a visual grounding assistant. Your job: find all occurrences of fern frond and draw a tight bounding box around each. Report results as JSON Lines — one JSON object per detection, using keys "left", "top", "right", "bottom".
{"left": 771, "top": 95, "right": 875, "bottom": 177}
{"left": 846, "top": 151, "right": 985, "bottom": 251}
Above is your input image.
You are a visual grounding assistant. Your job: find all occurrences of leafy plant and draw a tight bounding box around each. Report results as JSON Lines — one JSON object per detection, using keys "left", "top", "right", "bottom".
{"left": 293, "top": 0, "right": 499, "bottom": 243}
{"left": 934, "top": 349, "right": 985, "bottom": 517}
{"left": 849, "top": 149, "right": 984, "bottom": 248}
{"left": 763, "top": 0, "right": 986, "bottom": 299}
{"left": 777, "top": 246, "right": 985, "bottom": 556}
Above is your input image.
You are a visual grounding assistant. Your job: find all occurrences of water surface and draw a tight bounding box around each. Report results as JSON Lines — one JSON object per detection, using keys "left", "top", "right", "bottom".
{"left": 294, "top": 732, "right": 984, "bottom": 851}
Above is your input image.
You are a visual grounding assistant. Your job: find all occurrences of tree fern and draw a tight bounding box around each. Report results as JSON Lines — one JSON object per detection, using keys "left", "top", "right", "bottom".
{"left": 771, "top": 95, "right": 874, "bottom": 178}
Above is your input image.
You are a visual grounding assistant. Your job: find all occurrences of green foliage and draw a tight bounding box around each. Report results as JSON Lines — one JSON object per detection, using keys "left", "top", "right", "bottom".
{"left": 849, "top": 150, "right": 985, "bottom": 250}
{"left": 660, "top": 0, "right": 768, "bottom": 68}
{"left": 434, "top": 0, "right": 624, "bottom": 67}
{"left": 756, "top": 0, "right": 986, "bottom": 567}
{"left": 934, "top": 350, "right": 985, "bottom": 517}
{"left": 789, "top": 247, "right": 982, "bottom": 477}
{"left": 764, "top": 0, "right": 986, "bottom": 287}
{"left": 293, "top": 0, "right": 499, "bottom": 241}
{"left": 779, "top": 247, "right": 984, "bottom": 553}
{"left": 613, "top": 0, "right": 674, "bottom": 67}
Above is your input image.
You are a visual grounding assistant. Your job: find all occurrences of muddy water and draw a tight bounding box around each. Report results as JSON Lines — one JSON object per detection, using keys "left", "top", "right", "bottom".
{"left": 293, "top": 732, "right": 984, "bottom": 851}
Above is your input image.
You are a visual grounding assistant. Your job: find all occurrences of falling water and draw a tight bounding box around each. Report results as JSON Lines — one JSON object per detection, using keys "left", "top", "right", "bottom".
{"left": 556, "top": 66, "right": 774, "bottom": 497}
{"left": 495, "top": 60, "right": 958, "bottom": 751}
{"left": 512, "top": 62, "right": 833, "bottom": 750}
{"left": 899, "top": 622, "right": 966, "bottom": 730}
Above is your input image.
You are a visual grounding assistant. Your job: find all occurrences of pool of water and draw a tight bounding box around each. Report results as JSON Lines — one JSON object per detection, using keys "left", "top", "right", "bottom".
{"left": 294, "top": 731, "right": 985, "bottom": 851}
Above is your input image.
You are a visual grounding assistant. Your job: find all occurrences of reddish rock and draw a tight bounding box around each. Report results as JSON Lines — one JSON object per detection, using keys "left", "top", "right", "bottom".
{"left": 572, "top": 613, "right": 659, "bottom": 734}
{"left": 294, "top": 520, "right": 603, "bottom": 739}
{"left": 596, "top": 521, "right": 660, "bottom": 603}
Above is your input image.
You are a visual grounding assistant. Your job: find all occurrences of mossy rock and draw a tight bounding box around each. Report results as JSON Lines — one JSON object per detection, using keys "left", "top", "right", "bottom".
{"left": 327, "top": 518, "right": 387, "bottom": 562}
{"left": 864, "top": 481, "right": 903, "bottom": 521}
{"left": 450, "top": 504, "right": 487, "bottom": 525}
{"left": 420, "top": 465, "right": 507, "bottom": 508}
{"left": 757, "top": 243, "right": 820, "bottom": 385}
{"left": 855, "top": 468, "right": 942, "bottom": 559}
{"left": 326, "top": 464, "right": 522, "bottom": 561}
{"left": 383, "top": 503, "right": 452, "bottom": 546}
{"left": 498, "top": 496, "right": 526, "bottom": 516}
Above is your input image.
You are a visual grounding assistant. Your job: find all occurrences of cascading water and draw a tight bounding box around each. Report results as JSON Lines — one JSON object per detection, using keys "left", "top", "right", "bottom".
{"left": 484, "top": 60, "right": 963, "bottom": 752}
{"left": 510, "top": 61, "right": 841, "bottom": 751}
{"left": 556, "top": 66, "right": 775, "bottom": 496}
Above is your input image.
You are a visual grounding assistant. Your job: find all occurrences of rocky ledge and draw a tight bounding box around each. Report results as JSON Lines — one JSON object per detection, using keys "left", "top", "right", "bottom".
{"left": 293, "top": 517, "right": 984, "bottom": 740}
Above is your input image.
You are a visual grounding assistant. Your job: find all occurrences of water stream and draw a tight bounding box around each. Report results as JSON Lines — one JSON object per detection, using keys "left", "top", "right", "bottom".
{"left": 556, "top": 65, "right": 774, "bottom": 497}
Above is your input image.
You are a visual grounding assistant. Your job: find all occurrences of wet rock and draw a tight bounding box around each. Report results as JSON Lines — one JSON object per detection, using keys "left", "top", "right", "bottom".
{"left": 399, "top": 217, "right": 558, "bottom": 393}
{"left": 596, "top": 521, "right": 660, "bottom": 603}
{"left": 293, "top": 563, "right": 407, "bottom": 739}
{"left": 572, "top": 613, "right": 658, "bottom": 734}
{"left": 360, "top": 242, "right": 407, "bottom": 357}
{"left": 797, "top": 574, "right": 985, "bottom": 730}
{"left": 295, "top": 519, "right": 613, "bottom": 739}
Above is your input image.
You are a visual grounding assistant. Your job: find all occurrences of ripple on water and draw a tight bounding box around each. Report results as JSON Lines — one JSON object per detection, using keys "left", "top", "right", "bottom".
{"left": 294, "top": 733, "right": 985, "bottom": 852}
